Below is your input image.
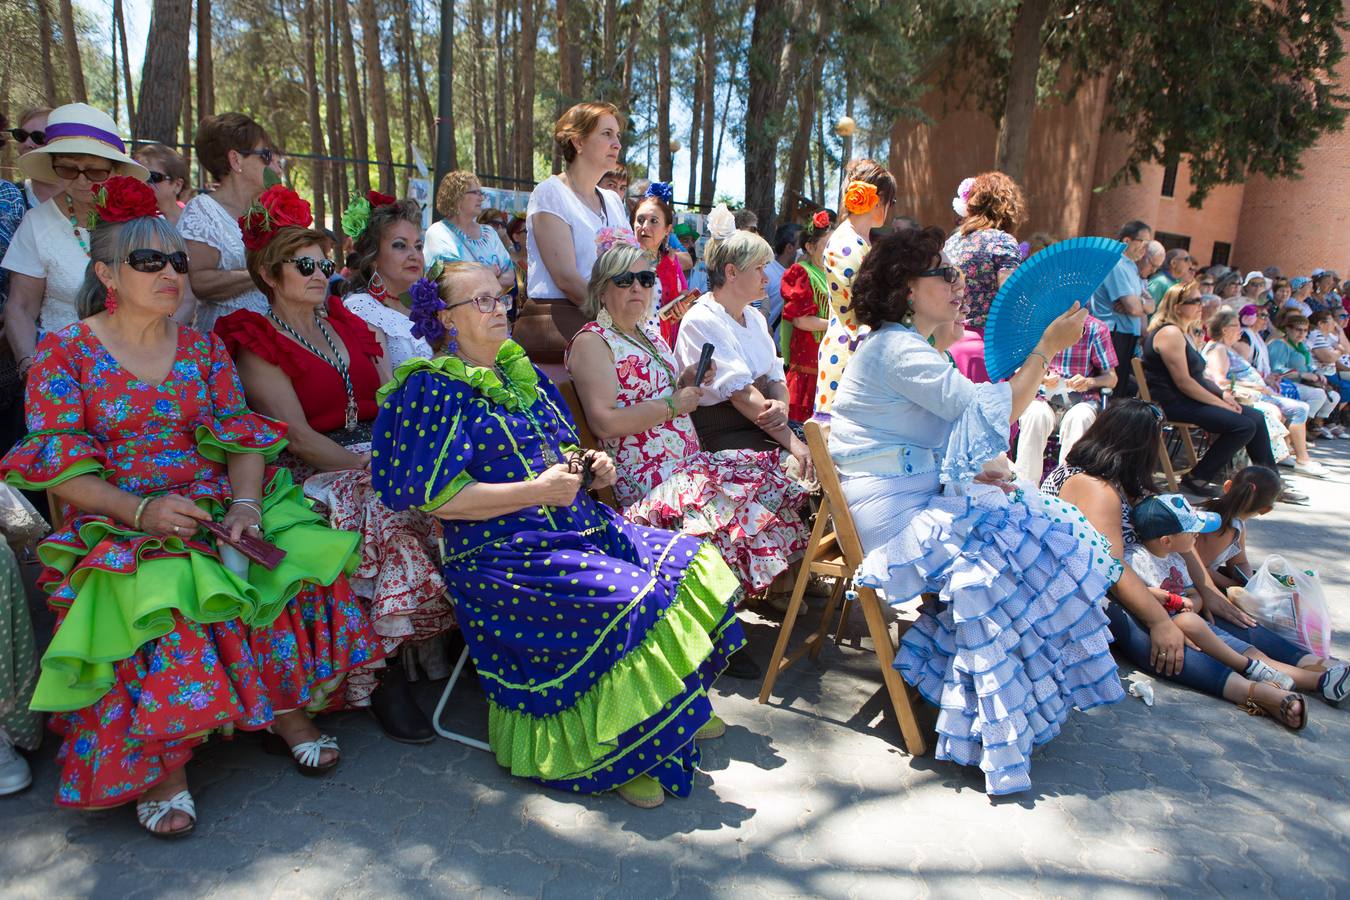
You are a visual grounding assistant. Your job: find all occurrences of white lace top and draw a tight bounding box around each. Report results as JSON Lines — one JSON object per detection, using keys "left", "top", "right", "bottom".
{"left": 178, "top": 192, "right": 269, "bottom": 333}
{"left": 343, "top": 292, "right": 432, "bottom": 368}
{"left": 0, "top": 198, "right": 88, "bottom": 334}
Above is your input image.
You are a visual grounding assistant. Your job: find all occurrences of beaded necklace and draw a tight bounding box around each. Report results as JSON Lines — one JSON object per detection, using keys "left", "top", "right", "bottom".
{"left": 493, "top": 361, "right": 562, "bottom": 467}
{"left": 267, "top": 309, "right": 360, "bottom": 429}
{"left": 64, "top": 194, "right": 90, "bottom": 257}
{"left": 610, "top": 322, "right": 678, "bottom": 387}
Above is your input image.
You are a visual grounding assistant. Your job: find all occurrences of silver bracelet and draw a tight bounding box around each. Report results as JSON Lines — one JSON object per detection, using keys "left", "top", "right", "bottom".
{"left": 1027, "top": 351, "right": 1051, "bottom": 370}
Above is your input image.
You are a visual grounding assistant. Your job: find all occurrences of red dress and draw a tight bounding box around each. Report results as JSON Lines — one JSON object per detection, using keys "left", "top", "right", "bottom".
{"left": 779, "top": 263, "right": 828, "bottom": 423}
{"left": 216, "top": 298, "right": 454, "bottom": 702}
{"left": 656, "top": 250, "right": 689, "bottom": 349}
{"left": 2, "top": 323, "right": 383, "bottom": 809}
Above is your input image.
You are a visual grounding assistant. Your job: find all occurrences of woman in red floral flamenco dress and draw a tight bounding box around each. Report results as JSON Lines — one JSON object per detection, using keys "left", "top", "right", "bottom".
{"left": 2, "top": 177, "right": 383, "bottom": 837}
{"left": 779, "top": 209, "right": 836, "bottom": 424}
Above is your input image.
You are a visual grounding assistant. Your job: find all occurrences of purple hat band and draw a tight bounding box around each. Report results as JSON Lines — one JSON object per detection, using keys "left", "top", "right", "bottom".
{"left": 43, "top": 121, "right": 126, "bottom": 153}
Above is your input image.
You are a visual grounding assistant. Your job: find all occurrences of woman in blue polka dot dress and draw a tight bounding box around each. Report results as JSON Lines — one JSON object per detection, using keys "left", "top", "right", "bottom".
{"left": 371, "top": 262, "right": 746, "bottom": 810}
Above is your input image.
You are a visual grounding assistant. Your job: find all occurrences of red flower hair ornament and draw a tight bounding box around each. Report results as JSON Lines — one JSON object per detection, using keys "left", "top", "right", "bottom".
{"left": 239, "top": 184, "right": 314, "bottom": 252}
{"left": 94, "top": 176, "right": 162, "bottom": 224}
{"left": 812, "top": 209, "right": 831, "bottom": 229}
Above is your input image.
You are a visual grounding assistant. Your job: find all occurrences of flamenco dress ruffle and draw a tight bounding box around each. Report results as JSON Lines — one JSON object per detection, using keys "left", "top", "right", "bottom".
{"left": 845, "top": 386, "right": 1124, "bottom": 796}
{"left": 5, "top": 412, "right": 382, "bottom": 809}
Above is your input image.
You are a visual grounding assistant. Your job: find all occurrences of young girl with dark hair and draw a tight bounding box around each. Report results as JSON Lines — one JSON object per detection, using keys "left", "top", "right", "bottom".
{"left": 1195, "top": 466, "right": 1282, "bottom": 590}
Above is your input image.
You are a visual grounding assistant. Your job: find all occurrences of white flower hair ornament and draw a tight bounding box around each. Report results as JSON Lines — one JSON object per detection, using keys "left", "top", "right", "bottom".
{"left": 952, "top": 177, "right": 976, "bottom": 218}
{"left": 706, "top": 203, "right": 737, "bottom": 241}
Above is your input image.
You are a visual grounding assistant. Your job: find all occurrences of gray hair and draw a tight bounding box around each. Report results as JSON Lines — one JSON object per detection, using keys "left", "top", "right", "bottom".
{"left": 585, "top": 243, "right": 651, "bottom": 320}
{"left": 705, "top": 230, "right": 773, "bottom": 289}
{"left": 75, "top": 216, "right": 187, "bottom": 319}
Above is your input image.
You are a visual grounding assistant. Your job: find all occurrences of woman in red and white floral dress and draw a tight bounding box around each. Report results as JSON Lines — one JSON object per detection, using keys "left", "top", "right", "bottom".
{"left": 565, "top": 235, "right": 810, "bottom": 594}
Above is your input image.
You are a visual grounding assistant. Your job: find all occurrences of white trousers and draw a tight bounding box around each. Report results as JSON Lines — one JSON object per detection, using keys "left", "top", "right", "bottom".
{"left": 1013, "top": 400, "right": 1100, "bottom": 484}
{"left": 1294, "top": 382, "right": 1339, "bottom": 419}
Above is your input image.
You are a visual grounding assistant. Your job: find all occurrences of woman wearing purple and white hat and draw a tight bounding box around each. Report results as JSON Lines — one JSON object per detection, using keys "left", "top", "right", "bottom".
{"left": 2, "top": 103, "right": 149, "bottom": 381}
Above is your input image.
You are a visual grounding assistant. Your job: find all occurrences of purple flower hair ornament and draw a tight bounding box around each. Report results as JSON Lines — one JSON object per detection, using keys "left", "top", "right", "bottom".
{"left": 407, "top": 276, "right": 447, "bottom": 344}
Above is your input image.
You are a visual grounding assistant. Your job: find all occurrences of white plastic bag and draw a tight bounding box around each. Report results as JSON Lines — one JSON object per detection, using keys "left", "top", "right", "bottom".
{"left": 1232, "top": 555, "right": 1332, "bottom": 658}
{"left": 0, "top": 483, "right": 48, "bottom": 545}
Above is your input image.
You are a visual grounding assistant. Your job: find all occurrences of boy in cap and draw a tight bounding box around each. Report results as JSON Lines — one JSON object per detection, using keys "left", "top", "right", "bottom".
{"left": 1128, "top": 494, "right": 1294, "bottom": 688}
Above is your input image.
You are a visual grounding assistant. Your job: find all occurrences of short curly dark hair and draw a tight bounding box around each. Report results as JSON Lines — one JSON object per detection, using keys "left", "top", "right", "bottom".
{"left": 849, "top": 225, "right": 946, "bottom": 330}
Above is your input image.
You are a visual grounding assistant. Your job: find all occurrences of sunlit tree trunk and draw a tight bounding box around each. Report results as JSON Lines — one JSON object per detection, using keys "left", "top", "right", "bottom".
{"left": 56, "top": 0, "right": 87, "bottom": 102}
{"left": 359, "top": 0, "right": 395, "bottom": 194}
{"left": 135, "top": 0, "right": 191, "bottom": 143}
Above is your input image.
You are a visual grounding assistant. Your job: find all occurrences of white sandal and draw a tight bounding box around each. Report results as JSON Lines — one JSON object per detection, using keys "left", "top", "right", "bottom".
{"left": 264, "top": 730, "right": 341, "bottom": 776}
{"left": 136, "top": 789, "right": 196, "bottom": 838}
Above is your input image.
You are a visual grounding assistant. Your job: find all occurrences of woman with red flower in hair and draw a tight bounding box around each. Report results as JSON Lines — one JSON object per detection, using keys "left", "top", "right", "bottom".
{"left": 1, "top": 176, "right": 384, "bottom": 835}
{"left": 215, "top": 185, "right": 454, "bottom": 744}
{"left": 779, "top": 208, "right": 836, "bottom": 423}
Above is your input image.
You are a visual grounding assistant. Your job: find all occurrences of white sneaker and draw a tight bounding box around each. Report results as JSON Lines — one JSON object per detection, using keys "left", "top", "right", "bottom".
{"left": 1294, "top": 459, "right": 1331, "bottom": 478}
{"left": 0, "top": 739, "right": 32, "bottom": 796}
{"left": 1277, "top": 455, "right": 1296, "bottom": 467}
{"left": 1245, "top": 658, "right": 1295, "bottom": 691}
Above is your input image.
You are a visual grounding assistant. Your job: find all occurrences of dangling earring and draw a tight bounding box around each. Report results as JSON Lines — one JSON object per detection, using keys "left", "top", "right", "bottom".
{"left": 901, "top": 304, "right": 913, "bottom": 326}
{"left": 106, "top": 286, "right": 119, "bottom": 315}
{"left": 596, "top": 307, "right": 614, "bottom": 330}
{"left": 447, "top": 324, "right": 459, "bottom": 355}
{"left": 368, "top": 270, "right": 388, "bottom": 301}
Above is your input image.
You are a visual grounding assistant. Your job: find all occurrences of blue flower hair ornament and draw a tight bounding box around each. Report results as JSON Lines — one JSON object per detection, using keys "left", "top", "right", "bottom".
{"left": 645, "top": 181, "right": 674, "bottom": 205}
{"left": 407, "top": 276, "right": 447, "bottom": 344}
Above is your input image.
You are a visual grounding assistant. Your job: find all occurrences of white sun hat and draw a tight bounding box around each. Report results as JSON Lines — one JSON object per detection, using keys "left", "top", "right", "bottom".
{"left": 18, "top": 102, "right": 148, "bottom": 185}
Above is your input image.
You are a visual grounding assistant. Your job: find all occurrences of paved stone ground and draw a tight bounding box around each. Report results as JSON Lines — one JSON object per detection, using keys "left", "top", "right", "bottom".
{"left": 3, "top": 444, "right": 1349, "bottom": 899}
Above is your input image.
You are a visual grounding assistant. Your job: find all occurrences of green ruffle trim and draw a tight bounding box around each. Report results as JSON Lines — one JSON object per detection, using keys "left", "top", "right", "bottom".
{"left": 194, "top": 418, "right": 287, "bottom": 464}
{"left": 31, "top": 468, "right": 361, "bottom": 713}
{"left": 377, "top": 340, "right": 538, "bottom": 410}
{"left": 486, "top": 540, "right": 742, "bottom": 781}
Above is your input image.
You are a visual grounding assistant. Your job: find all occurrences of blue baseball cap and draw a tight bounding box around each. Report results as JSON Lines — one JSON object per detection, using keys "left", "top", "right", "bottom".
{"left": 1291, "top": 276, "right": 1311, "bottom": 290}
{"left": 1132, "top": 494, "right": 1222, "bottom": 541}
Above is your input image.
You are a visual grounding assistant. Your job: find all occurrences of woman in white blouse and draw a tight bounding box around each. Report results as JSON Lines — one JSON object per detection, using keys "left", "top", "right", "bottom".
{"left": 516, "top": 102, "right": 629, "bottom": 362}
{"left": 3, "top": 102, "right": 149, "bottom": 381}
{"left": 180, "top": 112, "right": 278, "bottom": 332}
{"left": 341, "top": 194, "right": 433, "bottom": 368}
{"left": 674, "top": 216, "right": 808, "bottom": 471}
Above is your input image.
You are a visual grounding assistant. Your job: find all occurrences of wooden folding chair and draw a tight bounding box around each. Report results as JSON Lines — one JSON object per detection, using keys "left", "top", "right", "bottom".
{"left": 1132, "top": 357, "right": 1200, "bottom": 490}
{"left": 553, "top": 377, "right": 619, "bottom": 510}
{"left": 757, "top": 420, "right": 928, "bottom": 756}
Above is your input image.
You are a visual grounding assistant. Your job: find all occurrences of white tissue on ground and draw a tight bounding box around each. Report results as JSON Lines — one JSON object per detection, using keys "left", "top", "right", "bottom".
{"left": 1128, "top": 679, "right": 1155, "bottom": 707}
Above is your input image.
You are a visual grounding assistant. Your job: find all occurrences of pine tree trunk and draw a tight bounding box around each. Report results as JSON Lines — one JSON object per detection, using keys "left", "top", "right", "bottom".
{"left": 744, "top": 0, "right": 787, "bottom": 233}
{"left": 359, "top": 0, "right": 395, "bottom": 194}
{"left": 698, "top": 0, "right": 715, "bottom": 208}
{"left": 657, "top": 35, "right": 672, "bottom": 182}
{"left": 179, "top": 50, "right": 192, "bottom": 162}
{"left": 303, "top": 0, "right": 327, "bottom": 224}
{"left": 555, "top": 0, "right": 582, "bottom": 110}
{"left": 687, "top": 60, "right": 702, "bottom": 207}
{"left": 493, "top": 1, "right": 509, "bottom": 181}
{"left": 514, "top": 0, "right": 537, "bottom": 183}
{"left": 433, "top": 0, "right": 459, "bottom": 198}
{"left": 994, "top": 0, "right": 1052, "bottom": 185}
{"left": 36, "top": 0, "right": 58, "bottom": 105}
{"left": 396, "top": 1, "right": 416, "bottom": 195}
{"left": 135, "top": 0, "right": 192, "bottom": 143}
{"left": 56, "top": 0, "right": 87, "bottom": 103}
{"left": 324, "top": 0, "right": 348, "bottom": 229}
{"left": 412, "top": 2, "right": 437, "bottom": 153}
{"left": 114, "top": 0, "right": 137, "bottom": 127}
{"left": 197, "top": 0, "right": 214, "bottom": 118}
{"left": 619, "top": 0, "right": 645, "bottom": 114}
{"left": 336, "top": 0, "right": 370, "bottom": 194}
{"left": 783, "top": 6, "right": 824, "bottom": 218}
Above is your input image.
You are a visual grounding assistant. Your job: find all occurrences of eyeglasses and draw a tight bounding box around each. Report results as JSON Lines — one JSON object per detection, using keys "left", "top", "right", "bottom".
{"left": 125, "top": 249, "right": 190, "bottom": 274}
{"left": 145, "top": 170, "right": 171, "bottom": 185}
{"left": 284, "top": 256, "right": 336, "bottom": 278}
{"left": 445, "top": 292, "right": 513, "bottom": 314}
{"left": 917, "top": 265, "right": 960, "bottom": 284}
{"left": 610, "top": 270, "right": 657, "bottom": 289}
{"left": 1199, "top": 280, "right": 1216, "bottom": 288}
{"left": 1179, "top": 298, "right": 1203, "bottom": 306}
{"left": 51, "top": 162, "right": 114, "bottom": 183}
{"left": 10, "top": 128, "right": 45, "bottom": 146}
{"left": 240, "top": 147, "right": 275, "bottom": 165}
{"left": 464, "top": 188, "right": 485, "bottom": 196}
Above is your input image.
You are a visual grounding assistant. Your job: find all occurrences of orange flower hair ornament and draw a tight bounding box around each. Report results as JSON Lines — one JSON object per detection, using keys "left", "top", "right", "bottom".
{"left": 843, "top": 181, "right": 880, "bottom": 216}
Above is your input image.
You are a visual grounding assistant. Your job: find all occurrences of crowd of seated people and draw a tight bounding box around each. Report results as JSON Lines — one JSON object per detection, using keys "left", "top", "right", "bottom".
{"left": 1, "top": 101, "right": 1347, "bottom": 831}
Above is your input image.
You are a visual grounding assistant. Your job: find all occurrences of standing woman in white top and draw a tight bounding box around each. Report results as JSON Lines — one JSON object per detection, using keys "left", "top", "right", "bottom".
{"left": 517, "top": 101, "right": 629, "bottom": 362}
{"left": 179, "top": 112, "right": 278, "bottom": 333}
{"left": 3, "top": 102, "right": 149, "bottom": 383}
{"left": 423, "top": 171, "right": 515, "bottom": 292}
{"left": 674, "top": 208, "right": 809, "bottom": 471}
{"left": 340, "top": 192, "right": 434, "bottom": 368}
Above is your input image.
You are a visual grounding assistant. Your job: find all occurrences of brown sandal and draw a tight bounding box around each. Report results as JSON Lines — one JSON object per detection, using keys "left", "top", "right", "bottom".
{"left": 1241, "top": 682, "right": 1308, "bottom": 731}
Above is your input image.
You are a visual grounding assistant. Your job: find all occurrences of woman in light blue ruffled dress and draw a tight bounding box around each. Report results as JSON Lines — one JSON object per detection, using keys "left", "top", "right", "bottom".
{"left": 828, "top": 226, "right": 1125, "bottom": 795}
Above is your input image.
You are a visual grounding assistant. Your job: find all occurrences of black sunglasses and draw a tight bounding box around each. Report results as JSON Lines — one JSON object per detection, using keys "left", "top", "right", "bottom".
{"left": 145, "top": 170, "right": 171, "bottom": 185}
{"left": 917, "top": 265, "right": 960, "bottom": 285}
{"left": 240, "top": 147, "right": 275, "bottom": 165}
{"left": 52, "top": 162, "right": 114, "bottom": 183}
{"left": 284, "top": 256, "right": 336, "bottom": 278}
{"left": 610, "top": 271, "right": 657, "bottom": 289}
{"left": 10, "top": 127, "right": 45, "bottom": 146}
{"left": 125, "top": 249, "right": 190, "bottom": 274}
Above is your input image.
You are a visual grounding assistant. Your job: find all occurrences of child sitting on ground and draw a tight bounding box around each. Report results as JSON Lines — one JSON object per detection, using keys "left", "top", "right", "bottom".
{"left": 1195, "top": 466, "right": 1282, "bottom": 590}
{"left": 1127, "top": 493, "right": 1294, "bottom": 689}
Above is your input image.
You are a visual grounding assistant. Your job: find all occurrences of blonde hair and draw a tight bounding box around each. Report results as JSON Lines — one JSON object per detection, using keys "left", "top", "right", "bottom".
{"left": 705, "top": 230, "right": 773, "bottom": 290}
{"left": 554, "top": 102, "right": 624, "bottom": 165}
{"left": 434, "top": 170, "right": 481, "bottom": 217}
{"left": 584, "top": 243, "right": 650, "bottom": 320}
{"left": 1148, "top": 279, "right": 1202, "bottom": 334}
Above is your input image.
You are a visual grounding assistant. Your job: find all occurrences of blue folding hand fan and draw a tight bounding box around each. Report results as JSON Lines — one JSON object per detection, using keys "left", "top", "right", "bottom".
{"left": 982, "top": 236, "right": 1126, "bottom": 382}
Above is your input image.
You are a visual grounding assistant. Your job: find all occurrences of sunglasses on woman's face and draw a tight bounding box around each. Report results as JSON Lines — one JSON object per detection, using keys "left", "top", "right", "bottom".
{"left": 52, "top": 162, "right": 114, "bottom": 183}
{"left": 917, "top": 265, "right": 960, "bottom": 285}
{"left": 445, "top": 293, "right": 513, "bottom": 314}
{"left": 10, "top": 128, "right": 45, "bottom": 145}
{"left": 145, "top": 170, "right": 171, "bottom": 185}
{"left": 240, "top": 147, "right": 275, "bottom": 166}
{"left": 284, "top": 256, "right": 336, "bottom": 278}
{"left": 610, "top": 270, "right": 657, "bottom": 289}
{"left": 125, "top": 249, "right": 190, "bottom": 274}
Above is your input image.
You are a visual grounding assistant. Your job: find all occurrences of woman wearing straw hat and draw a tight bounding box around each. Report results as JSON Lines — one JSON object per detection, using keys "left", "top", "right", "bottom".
{"left": 1, "top": 103, "right": 148, "bottom": 384}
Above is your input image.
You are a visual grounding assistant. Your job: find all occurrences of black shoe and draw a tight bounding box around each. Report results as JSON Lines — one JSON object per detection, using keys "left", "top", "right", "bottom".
{"left": 369, "top": 661, "right": 436, "bottom": 744}
{"left": 722, "top": 647, "right": 762, "bottom": 680}
{"left": 1179, "top": 476, "right": 1222, "bottom": 499}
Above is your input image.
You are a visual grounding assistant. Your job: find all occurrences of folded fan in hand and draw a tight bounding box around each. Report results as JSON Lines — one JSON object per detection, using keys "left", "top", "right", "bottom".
{"left": 982, "top": 236, "right": 1126, "bottom": 382}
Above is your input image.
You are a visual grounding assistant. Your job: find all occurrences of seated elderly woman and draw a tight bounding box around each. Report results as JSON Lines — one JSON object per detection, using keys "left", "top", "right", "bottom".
{"left": 673, "top": 208, "right": 808, "bottom": 470}
{"left": 2, "top": 178, "right": 382, "bottom": 835}
{"left": 1268, "top": 314, "right": 1346, "bottom": 438}
{"left": 565, "top": 235, "right": 809, "bottom": 597}
{"left": 371, "top": 261, "right": 746, "bottom": 810}
{"left": 340, "top": 191, "right": 433, "bottom": 368}
{"left": 215, "top": 186, "right": 453, "bottom": 743}
{"left": 826, "top": 225, "right": 1124, "bottom": 796}
{"left": 1043, "top": 401, "right": 1349, "bottom": 726}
